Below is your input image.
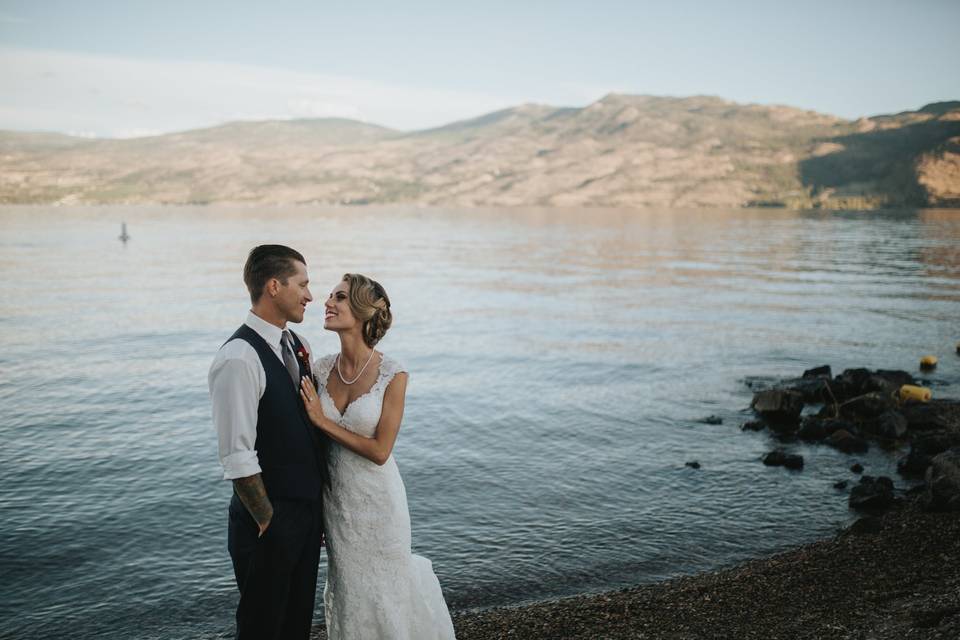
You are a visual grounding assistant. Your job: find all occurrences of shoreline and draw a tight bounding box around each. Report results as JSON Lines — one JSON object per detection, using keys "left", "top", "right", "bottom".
{"left": 306, "top": 496, "right": 960, "bottom": 639}
{"left": 444, "top": 375, "right": 960, "bottom": 639}
{"left": 446, "top": 496, "right": 959, "bottom": 639}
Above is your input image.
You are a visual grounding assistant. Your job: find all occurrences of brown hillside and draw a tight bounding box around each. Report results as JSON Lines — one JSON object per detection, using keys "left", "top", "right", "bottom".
{"left": 1, "top": 96, "right": 958, "bottom": 208}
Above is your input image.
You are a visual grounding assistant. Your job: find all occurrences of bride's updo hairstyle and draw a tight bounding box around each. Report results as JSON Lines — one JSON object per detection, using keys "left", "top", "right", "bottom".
{"left": 343, "top": 273, "right": 392, "bottom": 347}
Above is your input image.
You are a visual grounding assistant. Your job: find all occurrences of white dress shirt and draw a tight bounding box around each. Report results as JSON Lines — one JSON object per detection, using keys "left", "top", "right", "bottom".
{"left": 208, "top": 311, "right": 314, "bottom": 480}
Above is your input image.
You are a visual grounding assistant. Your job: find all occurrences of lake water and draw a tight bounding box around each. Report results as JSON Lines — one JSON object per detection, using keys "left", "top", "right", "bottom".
{"left": 1, "top": 205, "right": 959, "bottom": 639}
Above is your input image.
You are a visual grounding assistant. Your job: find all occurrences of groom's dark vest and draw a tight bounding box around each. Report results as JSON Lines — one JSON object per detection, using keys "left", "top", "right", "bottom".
{"left": 226, "top": 324, "right": 327, "bottom": 501}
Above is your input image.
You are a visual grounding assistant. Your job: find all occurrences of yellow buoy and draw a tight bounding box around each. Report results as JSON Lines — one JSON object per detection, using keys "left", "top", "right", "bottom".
{"left": 899, "top": 384, "right": 932, "bottom": 403}
{"left": 920, "top": 355, "right": 938, "bottom": 370}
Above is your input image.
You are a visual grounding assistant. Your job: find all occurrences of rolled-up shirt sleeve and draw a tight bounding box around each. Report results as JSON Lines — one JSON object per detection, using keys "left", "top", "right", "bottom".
{"left": 209, "top": 354, "right": 262, "bottom": 480}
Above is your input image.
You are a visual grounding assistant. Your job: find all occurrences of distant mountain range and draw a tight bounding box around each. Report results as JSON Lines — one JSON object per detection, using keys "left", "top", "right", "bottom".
{"left": 2, "top": 94, "right": 959, "bottom": 208}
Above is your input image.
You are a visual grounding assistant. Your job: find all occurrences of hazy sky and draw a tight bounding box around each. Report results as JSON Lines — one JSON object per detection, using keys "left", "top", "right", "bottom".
{"left": 2, "top": 0, "right": 958, "bottom": 137}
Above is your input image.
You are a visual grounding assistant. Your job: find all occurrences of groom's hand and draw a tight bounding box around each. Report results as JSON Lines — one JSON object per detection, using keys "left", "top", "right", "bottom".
{"left": 257, "top": 518, "right": 272, "bottom": 538}
{"left": 233, "top": 473, "right": 274, "bottom": 537}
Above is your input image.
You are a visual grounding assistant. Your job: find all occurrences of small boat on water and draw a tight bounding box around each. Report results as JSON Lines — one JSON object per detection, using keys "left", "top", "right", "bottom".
{"left": 119, "top": 222, "right": 130, "bottom": 243}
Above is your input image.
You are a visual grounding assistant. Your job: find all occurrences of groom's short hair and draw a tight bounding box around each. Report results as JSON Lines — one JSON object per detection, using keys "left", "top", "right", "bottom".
{"left": 243, "top": 244, "right": 306, "bottom": 304}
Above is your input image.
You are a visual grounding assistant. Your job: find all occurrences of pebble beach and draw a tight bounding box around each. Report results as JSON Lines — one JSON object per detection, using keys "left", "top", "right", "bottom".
{"left": 446, "top": 496, "right": 959, "bottom": 640}
{"left": 307, "top": 495, "right": 959, "bottom": 639}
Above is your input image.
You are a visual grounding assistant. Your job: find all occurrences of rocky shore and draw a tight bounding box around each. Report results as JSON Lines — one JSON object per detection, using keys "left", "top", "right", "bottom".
{"left": 449, "top": 365, "right": 960, "bottom": 639}
{"left": 743, "top": 364, "right": 960, "bottom": 513}
{"left": 449, "top": 495, "right": 959, "bottom": 639}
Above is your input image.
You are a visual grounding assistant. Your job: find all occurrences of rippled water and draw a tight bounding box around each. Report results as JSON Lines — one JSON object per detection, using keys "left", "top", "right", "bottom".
{"left": 1, "top": 206, "right": 959, "bottom": 639}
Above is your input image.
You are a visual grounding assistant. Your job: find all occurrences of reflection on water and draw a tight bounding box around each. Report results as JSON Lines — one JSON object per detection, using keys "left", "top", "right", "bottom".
{"left": 1, "top": 205, "right": 959, "bottom": 639}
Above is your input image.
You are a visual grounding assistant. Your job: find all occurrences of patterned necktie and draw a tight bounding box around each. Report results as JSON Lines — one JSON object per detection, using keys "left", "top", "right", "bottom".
{"left": 281, "top": 330, "right": 301, "bottom": 386}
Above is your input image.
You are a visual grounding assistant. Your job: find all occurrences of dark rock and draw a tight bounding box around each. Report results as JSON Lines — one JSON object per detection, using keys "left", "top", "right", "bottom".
{"left": 840, "top": 370, "right": 915, "bottom": 397}
{"left": 742, "top": 375, "right": 780, "bottom": 391}
{"left": 898, "top": 429, "right": 960, "bottom": 476}
{"left": 803, "top": 365, "right": 832, "bottom": 379}
{"left": 798, "top": 416, "right": 857, "bottom": 441}
{"left": 816, "top": 403, "right": 837, "bottom": 419}
{"left": 833, "top": 480, "right": 848, "bottom": 489}
{"left": 767, "top": 421, "right": 799, "bottom": 437}
{"left": 784, "top": 377, "right": 833, "bottom": 403}
{"left": 827, "top": 368, "right": 913, "bottom": 401}
{"left": 922, "top": 448, "right": 960, "bottom": 511}
{"left": 900, "top": 400, "right": 960, "bottom": 432}
{"left": 849, "top": 475, "right": 895, "bottom": 510}
{"left": 741, "top": 420, "right": 765, "bottom": 432}
{"left": 798, "top": 416, "right": 826, "bottom": 441}
{"left": 906, "top": 482, "right": 927, "bottom": 495}
{"left": 832, "top": 368, "right": 873, "bottom": 400}
{"left": 849, "top": 516, "right": 882, "bottom": 534}
{"left": 838, "top": 392, "right": 896, "bottom": 420}
{"left": 862, "top": 375, "right": 898, "bottom": 396}
{"left": 873, "top": 369, "right": 915, "bottom": 388}
{"left": 826, "top": 429, "right": 869, "bottom": 454}
{"left": 874, "top": 410, "right": 908, "bottom": 439}
{"left": 838, "top": 367, "right": 872, "bottom": 387}
{"left": 822, "top": 418, "right": 857, "bottom": 436}
{"left": 850, "top": 463, "right": 864, "bottom": 474}
{"left": 762, "top": 449, "right": 804, "bottom": 470}
{"left": 898, "top": 452, "right": 927, "bottom": 477}
{"left": 685, "top": 461, "right": 701, "bottom": 469}
{"left": 699, "top": 415, "right": 723, "bottom": 425}
{"left": 751, "top": 389, "right": 804, "bottom": 425}
{"left": 771, "top": 431, "right": 799, "bottom": 443}
{"left": 912, "top": 429, "right": 959, "bottom": 454}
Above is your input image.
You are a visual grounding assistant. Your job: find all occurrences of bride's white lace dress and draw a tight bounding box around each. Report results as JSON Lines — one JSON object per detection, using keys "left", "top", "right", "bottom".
{"left": 314, "top": 353, "right": 456, "bottom": 640}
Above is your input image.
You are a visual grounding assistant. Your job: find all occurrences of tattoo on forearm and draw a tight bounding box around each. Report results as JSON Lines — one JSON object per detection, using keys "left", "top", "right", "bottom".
{"left": 233, "top": 474, "right": 273, "bottom": 527}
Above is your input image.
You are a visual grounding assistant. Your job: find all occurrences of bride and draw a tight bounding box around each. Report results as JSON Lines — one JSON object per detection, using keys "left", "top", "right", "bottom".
{"left": 299, "top": 273, "right": 456, "bottom": 640}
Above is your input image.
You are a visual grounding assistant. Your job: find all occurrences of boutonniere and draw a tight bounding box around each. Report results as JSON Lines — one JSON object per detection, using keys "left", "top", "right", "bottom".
{"left": 296, "top": 345, "right": 312, "bottom": 378}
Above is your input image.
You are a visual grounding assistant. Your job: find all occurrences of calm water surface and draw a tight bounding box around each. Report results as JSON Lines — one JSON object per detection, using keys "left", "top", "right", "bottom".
{"left": 1, "top": 206, "right": 959, "bottom": 639}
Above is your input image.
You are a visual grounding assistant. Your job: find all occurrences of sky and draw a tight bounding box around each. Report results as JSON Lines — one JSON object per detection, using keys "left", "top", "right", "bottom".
{"left": 1, "top": 0, "right": 958, "bottom": 137}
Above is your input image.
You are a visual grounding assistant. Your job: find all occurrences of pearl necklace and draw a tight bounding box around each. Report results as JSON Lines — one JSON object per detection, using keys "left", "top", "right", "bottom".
{"left": 336, "top": 349, "right": 377, "bottom": 385}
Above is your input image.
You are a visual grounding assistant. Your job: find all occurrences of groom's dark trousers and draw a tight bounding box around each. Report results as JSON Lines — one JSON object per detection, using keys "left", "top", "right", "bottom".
{"left": 228, "top": 494, "right": 324, "bottom": 640}
{"left": 222, "top": 324, "right": 328, "bottom": 640}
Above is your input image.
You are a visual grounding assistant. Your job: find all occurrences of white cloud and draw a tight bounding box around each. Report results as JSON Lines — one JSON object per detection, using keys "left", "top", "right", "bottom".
{"left": 0, "top": 48, "right": 523, "bottom": 137}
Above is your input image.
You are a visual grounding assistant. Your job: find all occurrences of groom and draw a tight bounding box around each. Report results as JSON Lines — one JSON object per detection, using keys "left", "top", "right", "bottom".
{"left": 208, "top": 244, "right": 328, "bottom": 639}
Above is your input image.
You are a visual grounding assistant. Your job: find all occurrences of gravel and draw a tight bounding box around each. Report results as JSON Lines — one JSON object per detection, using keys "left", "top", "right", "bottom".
{"left": 309, "top": 496, "right": 959, "bottom": 639}
{"left": 447, "top": 497, "right": 960, "bottom": 640}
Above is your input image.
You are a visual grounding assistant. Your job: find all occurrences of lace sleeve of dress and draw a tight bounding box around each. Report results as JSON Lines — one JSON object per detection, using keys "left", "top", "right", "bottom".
{"left": 313, "top": 353, "right": 337, "bottom": 387}
{"left": 376, "top": 355, "right": 408, "bottom": 393}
